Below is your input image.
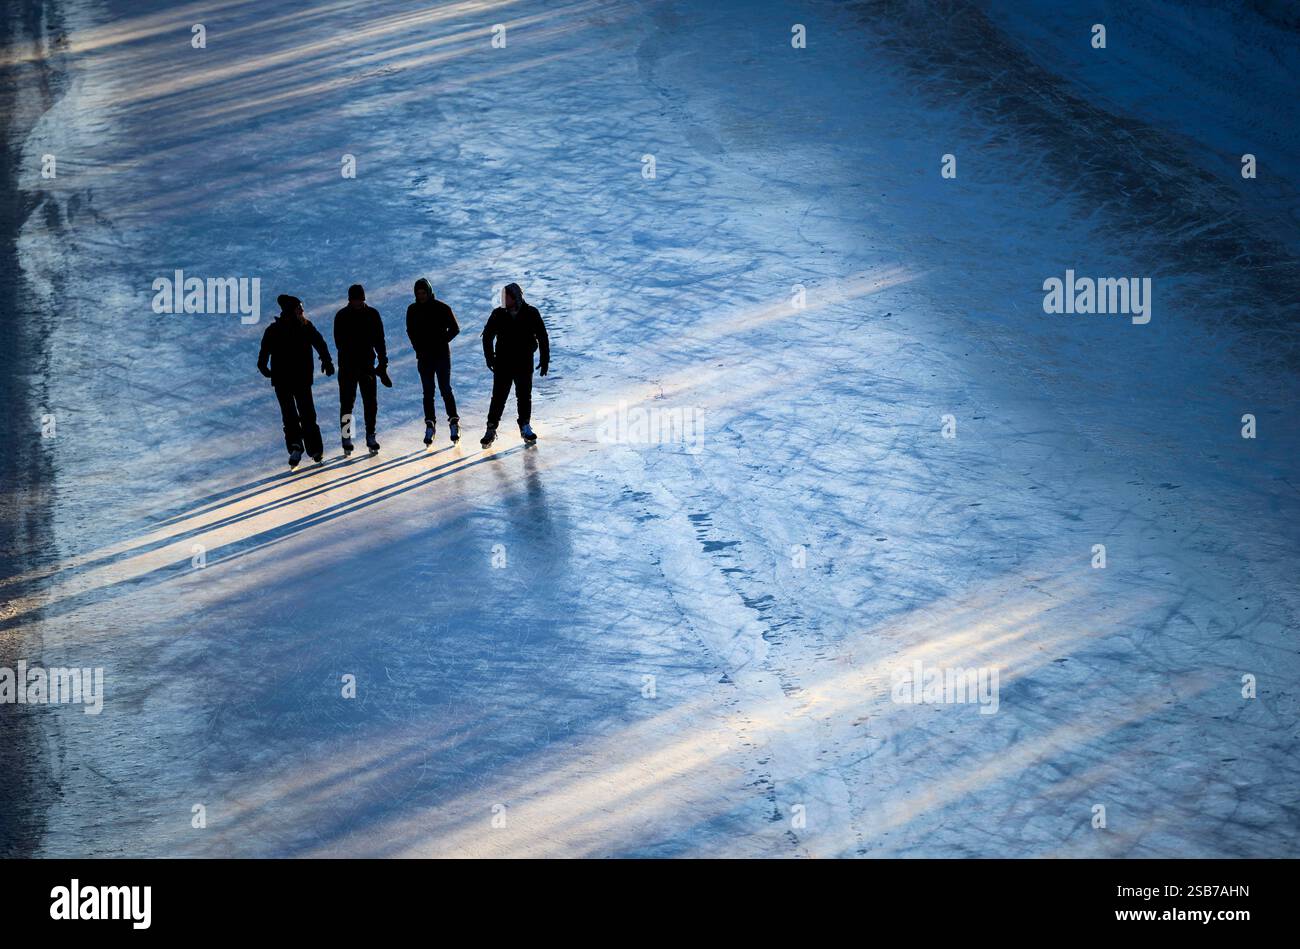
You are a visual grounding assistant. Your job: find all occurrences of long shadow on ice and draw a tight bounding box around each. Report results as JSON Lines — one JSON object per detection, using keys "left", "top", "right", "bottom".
{"left": 0, "top": 447, "right": 526, "bottom": 633}
{"left": 163, "top": 450, "right": 585, "bottom": 857}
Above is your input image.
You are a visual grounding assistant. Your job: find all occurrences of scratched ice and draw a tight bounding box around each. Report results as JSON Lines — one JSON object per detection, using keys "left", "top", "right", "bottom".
{"left": 3, "top": 0, "right": 1297, "bottom": 857}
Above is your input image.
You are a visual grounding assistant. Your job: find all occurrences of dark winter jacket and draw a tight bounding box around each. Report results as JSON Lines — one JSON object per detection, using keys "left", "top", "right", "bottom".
{"left": 258, "top": 313, "right": 332, "bottom": 387}
{"left": 334, "top": 304, "right": 388, "bottom": 372}
{"left": 482, "top": 303, "right": 549, "bottom": 371}
{"left": 406, "top": 297, "right": 460, "bottom": 359}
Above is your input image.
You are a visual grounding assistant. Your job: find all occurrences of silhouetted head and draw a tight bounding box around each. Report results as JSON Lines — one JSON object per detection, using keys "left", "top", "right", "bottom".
{"left": 414, "top": 277, "right": 432, "bottom": 304}
{"left": 503, "top": 283, "right": 524, "bottom": 311}
{"left": 277, "top": 294, "right": 304, "bottom": 321}
{"left": 348, "top": 284, "right": 365, "bottom": 310}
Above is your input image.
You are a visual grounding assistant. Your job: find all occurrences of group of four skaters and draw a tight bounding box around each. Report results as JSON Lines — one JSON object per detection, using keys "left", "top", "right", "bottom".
{"left": 257, "top": 280, "right": 550, "bottom": 468}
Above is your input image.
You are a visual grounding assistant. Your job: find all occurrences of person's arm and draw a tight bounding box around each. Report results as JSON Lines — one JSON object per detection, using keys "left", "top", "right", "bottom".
{"left": 373, "top": 309, "right": 388, "bottom": 368}
{"left": 406, "top": 304, "right": 419, "bottom": 356}
{"left": 481, "top": 312, "right": 497, "bottom": 369}
{"left": 535, "top": 309, "right": 550, "bottom": 375}
{"left": 310, "top": 324, "right": 334, "bottom": 375}
{"left": 258, "top": 325, "right": 273, "bottom": 378}
{"left": 444, "top": 302, "right": 460, "bottom": 343}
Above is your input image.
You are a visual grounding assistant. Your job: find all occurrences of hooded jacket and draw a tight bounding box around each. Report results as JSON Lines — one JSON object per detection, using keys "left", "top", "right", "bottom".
{"left": 334, "top": 303, "right": 388, "bottom": 372}
{"left": 406, "top": 279, "right": 460, "bottom": 358}
{"left": 258, "top": 311, "right": 332, "bottom": 387}
{"left": 482, "top": 284, "right": 549, "bottom": 370}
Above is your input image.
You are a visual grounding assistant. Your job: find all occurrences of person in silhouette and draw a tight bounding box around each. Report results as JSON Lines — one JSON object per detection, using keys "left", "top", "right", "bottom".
{"left": 333, "top": 284, "right": 390, "bottom": 455}
{"left": 480, "top": 282, "right": 549, "bottom": 448}
{"left": 258, "top": 294, "right": 333, "bottom": 468}
{"left": 406, "top": 277, "right": 461, "bottom": 445}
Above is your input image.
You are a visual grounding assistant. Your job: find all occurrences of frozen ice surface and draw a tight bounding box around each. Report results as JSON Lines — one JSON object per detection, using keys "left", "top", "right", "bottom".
{"left": 2, "top": 0, "right": 1297, "bottom": 857}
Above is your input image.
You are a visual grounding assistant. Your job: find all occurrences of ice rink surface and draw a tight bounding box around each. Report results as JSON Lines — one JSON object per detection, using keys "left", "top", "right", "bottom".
{"left": 2, "top": 0, "right": 1297, "bottom": 856}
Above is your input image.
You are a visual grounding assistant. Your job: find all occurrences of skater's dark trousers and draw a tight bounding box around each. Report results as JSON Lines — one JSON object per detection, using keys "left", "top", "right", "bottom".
{"left": 275, "top": 383, "right": 323, "bottom": 457}
{"left": 338, "top": 368, "right": 379, "bottom": 438}
{"left": 418, "top": 352, "right": 458, "bottom": 425}
{"left": 486, "top": 361, "right": 533, "bottom": 428}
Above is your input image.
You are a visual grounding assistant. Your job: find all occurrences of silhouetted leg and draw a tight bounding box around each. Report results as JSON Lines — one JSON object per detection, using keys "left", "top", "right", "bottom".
{"left": 338, "top": 371, "right": 358, "bottom": 441}
{"left": 359, "top": 371, "right": 379, "bottom": 437}
{"left": 275, "top": 385, "right": 303, "bottom": 452}
{"left": 487, "top": 369, "right": 514, "bottom": 428}
{"left": 296, "top": 386, "right": 323, "bottom": 457}
{"left": 434, "top": 351, "right": 458, "bottom": 424}
{"left": 417, "top": 357, "right": 438, "bottom": 424}
{"left": 514, "top": 366, "right": 533, "bottom": 427}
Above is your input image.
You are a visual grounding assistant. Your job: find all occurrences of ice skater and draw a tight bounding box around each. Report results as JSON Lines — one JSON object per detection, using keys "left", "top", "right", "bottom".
{"left": 406, "top": 277, "right": 461, "bottom": 446}
{"left": 480, "top": 282, "right": 549, "bottom": 448}
{"left": 333, "top": 284, "right": 391, "bottom": 456}
{"left": 257, "top": 294, "right": 334, "bottom": 469}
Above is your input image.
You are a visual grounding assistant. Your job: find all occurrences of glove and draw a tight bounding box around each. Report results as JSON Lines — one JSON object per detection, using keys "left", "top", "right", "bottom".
{"left": 322, "top": 360, "right": 335, "bottom": 377}
{"left": 485, "top": 357, "right": 495, "bottom": 372}
{"left": 377, "top": 367, "right": 393, "bottom": 388}
{"left": 539, "top": 363, "right": 549, "bottom": 377}
{"left": 259, "top": 366, "right": 272, "bottom": 379}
